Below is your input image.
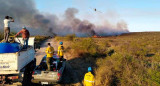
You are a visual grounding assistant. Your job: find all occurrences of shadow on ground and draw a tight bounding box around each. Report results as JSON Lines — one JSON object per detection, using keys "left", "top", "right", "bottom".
{"left": 58, "top": 52, "right": 106, "bottom": 86}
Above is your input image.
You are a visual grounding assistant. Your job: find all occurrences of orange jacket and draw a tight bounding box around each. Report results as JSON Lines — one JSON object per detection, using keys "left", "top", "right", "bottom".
{"left": 15, "top": 29, "right": 30, "bottom": 38}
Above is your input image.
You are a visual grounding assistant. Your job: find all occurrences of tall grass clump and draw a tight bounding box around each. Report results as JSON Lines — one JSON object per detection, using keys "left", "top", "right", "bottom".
{"left": 95, "top": 52, "right": 160, "bottom": 86}
{"left": 54, "top": 32, "right": 160, "bottom": 86}
{"left": 35, "top": 35, "right": 49, "bottom": 45}
{"left": 70, "top": 38, "right": 108, "bottom": 59}
{"left": 94, "top": 32, "right": 160, "bottom": 86}
{"left": 55, "top": 34, "right": 76, "bottom": 41}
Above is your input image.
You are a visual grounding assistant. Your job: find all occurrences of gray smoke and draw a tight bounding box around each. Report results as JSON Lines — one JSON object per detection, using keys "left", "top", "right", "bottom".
{"left": 0, "top": 0, "right": 36, "bottom": 27}
{"left": 0, "top": 0, "right": 54, "bottom": 36}
{"left": 60, "top": 8, "right": 96, "bottom": 36}
{"left": 0, "top": 0, "right": 129, "bottom": 37}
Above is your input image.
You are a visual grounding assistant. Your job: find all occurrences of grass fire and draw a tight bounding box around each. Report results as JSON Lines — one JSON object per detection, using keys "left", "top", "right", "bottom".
{"left": 0, "top": 0, "right": 160, "bottom": 86}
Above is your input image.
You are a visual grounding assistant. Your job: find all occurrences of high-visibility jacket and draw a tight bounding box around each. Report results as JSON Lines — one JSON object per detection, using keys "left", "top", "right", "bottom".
{"left": 58, "top": 45, "right": 64, "bottom": 57}
{"left": 45, "top": 46, "right": 54, "bottom": 57}
{"left": 84, "top": 72, "right": 95, "bottom": 86}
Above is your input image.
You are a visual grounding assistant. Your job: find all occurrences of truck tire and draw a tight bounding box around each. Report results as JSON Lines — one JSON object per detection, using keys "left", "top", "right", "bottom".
{"left": 22, "top": 59, "right": 36, "bottom": 86}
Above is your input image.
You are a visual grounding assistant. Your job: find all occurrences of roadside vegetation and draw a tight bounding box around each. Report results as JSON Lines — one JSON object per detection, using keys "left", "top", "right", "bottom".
{"left": 35, "top": 35, "right": 50, "bottom": 46}
{"left": 55, "top": 32, "right": 160, "bottom": 86}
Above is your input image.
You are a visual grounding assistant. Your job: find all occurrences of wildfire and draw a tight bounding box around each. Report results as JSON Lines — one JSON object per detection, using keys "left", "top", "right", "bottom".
{"left": 93, "top": 35, "right": 101, "bottom": 38}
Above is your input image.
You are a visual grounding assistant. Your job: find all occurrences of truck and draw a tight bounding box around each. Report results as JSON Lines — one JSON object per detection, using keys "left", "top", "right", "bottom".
{"left": 0, "top": 37, "right": 36, "bottom": 85}
{"left": 32, "top": 54, "right": 65, "bottom": 85}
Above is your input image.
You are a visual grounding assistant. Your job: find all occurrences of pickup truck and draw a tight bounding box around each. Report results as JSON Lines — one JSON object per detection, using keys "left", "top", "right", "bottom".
{"left": 32, "top": 54, "right": 65, "bottom": 85}
{"left": 0, "top": 37, "right": 36, "bottom": 85}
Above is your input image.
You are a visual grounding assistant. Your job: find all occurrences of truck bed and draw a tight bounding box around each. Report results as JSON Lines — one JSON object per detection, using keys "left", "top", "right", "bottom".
{"left": 0, "top": 47, "right": 35, "bottom": 74}
{"left": 32, "top": 54, "right": 65, "bottom": 85}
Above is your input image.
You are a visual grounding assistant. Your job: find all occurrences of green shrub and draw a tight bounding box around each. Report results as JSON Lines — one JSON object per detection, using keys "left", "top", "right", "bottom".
{"left": 66, "top": 34, "right": 76, "bottom": 41}
{"left": 55, "top": 34, "right": 76, "bottom": 41}
{"left": 94, "top": 32, "right": 160, "bottom": 86}
{"left": 50, "top": 32, "right": 160, "bottom": 86}
{"left": 35, "top": 35, "right": 49, "bottom": 45}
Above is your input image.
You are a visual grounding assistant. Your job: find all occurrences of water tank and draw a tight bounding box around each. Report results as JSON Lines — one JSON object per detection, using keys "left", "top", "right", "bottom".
{"left": 0, "top": 43, "right": 21, "bottom": 53}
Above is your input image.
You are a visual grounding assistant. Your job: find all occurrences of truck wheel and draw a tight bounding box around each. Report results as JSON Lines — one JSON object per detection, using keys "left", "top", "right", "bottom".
{"left": 32, "top": 58, "right": 36, "bottom": 70}
{"left": 22, "top": 67, "right": 31, "bottom": 86}
{"left": 22, "top": 59, "right": 35, "bottom": 86}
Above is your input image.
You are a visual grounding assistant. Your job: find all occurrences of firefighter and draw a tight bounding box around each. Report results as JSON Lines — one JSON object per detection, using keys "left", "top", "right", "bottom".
{"left": 84, "top": 67, "right": 95, "bottom": 86}
{"left": 57, "top": 42, "right": 65, "bottom": 69}
{"left": 45, "top": 43, "right": 54, "bottom": 71}
{"left": 57, "top": 42, "right": 65, "bottom": 61}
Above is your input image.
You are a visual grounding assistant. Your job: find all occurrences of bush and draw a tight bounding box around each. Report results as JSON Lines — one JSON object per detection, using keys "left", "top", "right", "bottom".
{"left": 66, "top": 34, "right": 76, "bottom": 41}
{"left": 52, "top": 32, "right": 160, "bottom": 86}
{"left": 94, "top": 32, "right": 160, "bottom": 86}
{"left": 55, "top": 34, "right": 76, "bottom": 41}
{"left": 35, "top": 35, "right": 49, "bottom": 45}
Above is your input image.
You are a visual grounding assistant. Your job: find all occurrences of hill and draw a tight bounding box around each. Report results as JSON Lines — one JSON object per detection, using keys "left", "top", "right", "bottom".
{"left": 55, "top": 32, "right": 160, "bottom": 86}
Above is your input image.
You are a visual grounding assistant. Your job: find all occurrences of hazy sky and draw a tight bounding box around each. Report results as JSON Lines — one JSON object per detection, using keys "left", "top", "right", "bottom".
{"left": 35, "top": 0, "right": 160, "bottom": 32}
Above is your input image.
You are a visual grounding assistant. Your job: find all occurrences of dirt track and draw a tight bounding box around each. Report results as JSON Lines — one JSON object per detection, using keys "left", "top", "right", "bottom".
{"left": 35, "top": 38, "right": 82, "bottom": 86}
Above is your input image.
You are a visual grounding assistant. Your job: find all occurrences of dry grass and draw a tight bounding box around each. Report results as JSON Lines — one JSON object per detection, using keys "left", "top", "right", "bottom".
{"left": 55, "top": 32, "right": 160, "bottom": 86}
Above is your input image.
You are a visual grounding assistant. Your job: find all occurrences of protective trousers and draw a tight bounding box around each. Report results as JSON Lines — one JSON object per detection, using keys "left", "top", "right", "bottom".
{"left": 46, "top": 57, "right": 53, "bottom": 71}
{"left": 4, "top": 27, "right": 10, "bottom": 42}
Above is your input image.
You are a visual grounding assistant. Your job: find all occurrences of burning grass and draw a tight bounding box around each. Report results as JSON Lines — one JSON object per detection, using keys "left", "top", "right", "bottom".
{"left": 55, "top": 32, "right": 160, "bottom": 86}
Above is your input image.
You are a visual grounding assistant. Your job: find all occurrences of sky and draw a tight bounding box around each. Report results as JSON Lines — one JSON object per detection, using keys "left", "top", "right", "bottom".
{"left": 35, "top": 0, "right": 160, "bottom": 32}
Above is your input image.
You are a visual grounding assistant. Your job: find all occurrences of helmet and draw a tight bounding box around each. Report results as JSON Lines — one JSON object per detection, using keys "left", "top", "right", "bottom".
{"left": 60, "top": 42, "right": 63, "bottom": 45}
{"left": 88, "top": 67, "right": 92, "bottom": 72}
{"left": 22, "top": 26, "right": 26, "bottom": 29}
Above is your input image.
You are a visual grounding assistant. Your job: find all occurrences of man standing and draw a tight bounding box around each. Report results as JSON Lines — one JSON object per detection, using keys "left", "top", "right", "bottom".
{"left": 4, "top": 16, "right": 14, "bottom": 42}
{"left": 57, "top": 42, "right": 65, "bottom": 69}
{"left": 15, "top": 27, "right": 30, "bottom": 49}
{"left": 45, "top": 43, "right": 54, "bottom": 71}
{"left": 84, "top": 67, "right": 95, "bottom": 86}
{"left": 58, "top": 42, "right": 65, "bottom": 61}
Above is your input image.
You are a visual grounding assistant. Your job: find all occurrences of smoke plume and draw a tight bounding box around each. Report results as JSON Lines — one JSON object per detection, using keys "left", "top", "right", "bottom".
{"left": 0, "top": 0, "right": 129, "bottom": 37}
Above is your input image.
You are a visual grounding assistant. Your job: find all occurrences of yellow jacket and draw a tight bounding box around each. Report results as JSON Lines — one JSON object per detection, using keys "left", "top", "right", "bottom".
{"left": 84, "top": 72, "right": 95, "bottom": 86}
{"left": 58, "top": 45, "right": 64, "bottom": 57}
{"left": 45, "top": 46, "right": 54, "bottom": 57}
